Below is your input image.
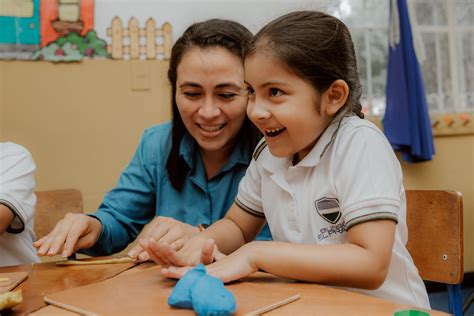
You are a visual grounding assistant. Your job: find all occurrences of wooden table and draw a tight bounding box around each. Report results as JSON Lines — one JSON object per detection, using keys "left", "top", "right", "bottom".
{"left": 0, "top": 260, "right": 447, "bottom": 315}
{"left": 0, "top": 258, "right": 136, "bottom": 315}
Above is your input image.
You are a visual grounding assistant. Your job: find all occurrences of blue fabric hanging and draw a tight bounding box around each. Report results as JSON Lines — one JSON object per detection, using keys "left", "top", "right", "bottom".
{"left": 384, "top": 0, "right": 435, "bottom": 162}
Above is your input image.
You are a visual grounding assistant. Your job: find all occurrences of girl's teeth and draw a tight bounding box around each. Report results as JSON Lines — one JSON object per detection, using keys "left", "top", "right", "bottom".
{"left": 268, "top": 128, "right": 283, "bottom": 133}
{"left": 266, "top": 127, "right": 285, "bottom": 137}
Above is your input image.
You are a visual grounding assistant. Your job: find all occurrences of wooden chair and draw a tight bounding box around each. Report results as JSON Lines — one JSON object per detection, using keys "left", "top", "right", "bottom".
{"left": 405, "top": 190, "right": 464, "bottom": 316}
{"left": 34, "top": 189, "right": 83, "bottom": 240}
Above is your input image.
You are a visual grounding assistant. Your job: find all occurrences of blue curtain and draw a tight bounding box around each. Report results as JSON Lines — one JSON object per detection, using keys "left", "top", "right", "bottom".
{"left": 384, "top": 0, "right": 435, "bottom": 162}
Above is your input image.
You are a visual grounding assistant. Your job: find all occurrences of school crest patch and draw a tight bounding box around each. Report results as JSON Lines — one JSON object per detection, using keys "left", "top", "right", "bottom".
{"left": 315, "top": 197, "right": 341, "bottom": 224}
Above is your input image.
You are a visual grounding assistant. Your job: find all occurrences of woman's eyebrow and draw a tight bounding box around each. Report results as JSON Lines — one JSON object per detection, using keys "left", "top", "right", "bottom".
{"left": 179, "top": 82, "right": 202, "bottom": 88}
{"left": 179, "top": 82, "right": 241, "bottom": 89}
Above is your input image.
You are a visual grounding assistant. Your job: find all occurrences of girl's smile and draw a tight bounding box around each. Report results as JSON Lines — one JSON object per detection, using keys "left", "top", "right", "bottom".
{"left": 264, "top": 127, "right": 286, "bottom": 137}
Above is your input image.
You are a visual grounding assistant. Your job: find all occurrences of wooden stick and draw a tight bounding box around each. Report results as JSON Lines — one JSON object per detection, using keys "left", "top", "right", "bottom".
{"left": 44, "top": 296, "right": 100, "bottom": 316}
{"left": 0, "top": 277, "right": 10, "bottom": 285}
{"left": 56, "top": 257, "right": 135, "bottom": 266}
{"left": 245, "top": 293, "right": 301, "bottom": 315}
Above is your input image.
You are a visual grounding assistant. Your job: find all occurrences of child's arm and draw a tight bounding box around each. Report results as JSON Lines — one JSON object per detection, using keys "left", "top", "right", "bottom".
{"left": 0, "top": 205, "right": 15, "bottom": 234}
{"left": 164, "top": 218, "right": 396, "bottom": 290}
{"left": 250, "top": 219, "right": 395, "bottom": 289}
{"left": 143, "top": 202, "right": 266, "bottom": 267}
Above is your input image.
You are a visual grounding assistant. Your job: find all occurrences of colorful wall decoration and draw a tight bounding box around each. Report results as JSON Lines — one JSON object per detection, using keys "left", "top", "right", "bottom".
{"left": 0, "top": 0, "right": 107, "bottom": 61}
{"left": 32, "top": 30, "right": 109, "bottom": 62}
{"left": 0, "top": 0, "right": 41, "bottom": 59}
{"left": 106, "top": 17, "right": 172, "bottom": 60}
{"left": 40, "top": 0, "right": 94, "bottom": 47}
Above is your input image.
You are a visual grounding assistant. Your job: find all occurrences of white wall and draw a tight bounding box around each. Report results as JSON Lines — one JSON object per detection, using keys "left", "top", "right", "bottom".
{"left": 94, "top": 0, "right": 337, "bottom": 42}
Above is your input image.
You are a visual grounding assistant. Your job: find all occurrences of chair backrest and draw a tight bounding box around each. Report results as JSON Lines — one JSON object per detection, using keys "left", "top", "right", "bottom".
{"left": 34, "top": 189, "right": 83, "bottom": 239}
{"left": 405, "top": 190, "right": 464, "bottom": 285}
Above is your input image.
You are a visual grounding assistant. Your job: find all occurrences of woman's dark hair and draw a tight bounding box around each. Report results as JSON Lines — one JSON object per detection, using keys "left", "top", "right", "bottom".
{"left": 246, "top": 11, "right": 364, "bottom": 118}
{"left": 166, "top": 19, "right": 261, "bottom": 191}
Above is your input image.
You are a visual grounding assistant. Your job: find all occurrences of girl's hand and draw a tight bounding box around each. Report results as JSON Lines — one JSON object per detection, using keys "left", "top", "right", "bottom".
{"left": 162, "top": 242, "right": 259, "bottom": 283}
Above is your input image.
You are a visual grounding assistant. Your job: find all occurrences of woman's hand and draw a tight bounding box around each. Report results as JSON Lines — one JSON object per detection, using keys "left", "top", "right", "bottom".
{"left": 141, "top": 233, "right": 214, "bottom": 266}
{"left": 127, "top": 216, "right": 200, "bottom": 261}
{"left": 162, "top": 241, "right": 260, "bottom": 283}
{"left": 33, "top": 213, "right": 102, "bottom": 257}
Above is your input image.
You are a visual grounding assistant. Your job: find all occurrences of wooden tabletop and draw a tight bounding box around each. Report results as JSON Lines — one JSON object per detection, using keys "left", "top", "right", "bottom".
{"left": 0, "top": 260, "right": 447, "bottom": 315}
{"left": 0, "top": 258, "right": 136, "bottom": 315}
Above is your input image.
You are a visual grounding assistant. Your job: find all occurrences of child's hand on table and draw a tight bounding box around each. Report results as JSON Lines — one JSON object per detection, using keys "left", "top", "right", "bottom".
{"left": 161, "top": 241, "right": 261, "bottom": 283}
{"left": 141, "top": 235, "right": 215, "bottom": 266}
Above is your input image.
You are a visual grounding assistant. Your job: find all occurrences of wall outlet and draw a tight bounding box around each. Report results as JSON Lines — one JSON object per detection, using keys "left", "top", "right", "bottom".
{"left": 130, "top": 61, "right": 151, "bottom": 91}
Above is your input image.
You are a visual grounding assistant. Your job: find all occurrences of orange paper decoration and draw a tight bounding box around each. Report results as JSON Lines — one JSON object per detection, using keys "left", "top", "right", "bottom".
{"left": 40, "top": 0, "right": 94, "bottom": 47}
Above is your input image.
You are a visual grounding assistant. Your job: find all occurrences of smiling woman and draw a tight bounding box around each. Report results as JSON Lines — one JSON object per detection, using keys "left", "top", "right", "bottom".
{"left": 175, "top": 47, "right": 247, "bottom": 178}
{"left": 33, "top": 18, "right": 271, "bottom": 261}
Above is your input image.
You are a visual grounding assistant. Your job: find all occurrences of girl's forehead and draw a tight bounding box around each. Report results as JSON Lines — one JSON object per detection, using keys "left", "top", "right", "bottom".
{"left": 245, "top": 50, "right": 280, "bottom": 67}
{"left": 245, "top": 46, "right": 274, "bottom": 59}
{"left": 244, "top": 51, "right": 320, "bottom": 95}
{"left": 244, "top": 51, "right": 293, "bottom": 77}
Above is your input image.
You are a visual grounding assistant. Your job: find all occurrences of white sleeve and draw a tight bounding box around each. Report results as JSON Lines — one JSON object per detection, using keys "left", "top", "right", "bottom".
{"left": 235, "top": 158, "right": 265, "bottom": 217}
{"left": 334, "top": 127, "right": 401, "bottom": 230}
{"left": 0, "top": 144, "right": 37, "bottom": 233}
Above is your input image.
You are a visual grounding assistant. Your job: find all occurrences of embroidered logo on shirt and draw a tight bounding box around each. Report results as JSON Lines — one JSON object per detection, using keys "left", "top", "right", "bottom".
{"left": 317, "top": 222, "right": 347, "bottom": 241}
{"left": 315, "top": 197, "right": 341, "bottom": 224}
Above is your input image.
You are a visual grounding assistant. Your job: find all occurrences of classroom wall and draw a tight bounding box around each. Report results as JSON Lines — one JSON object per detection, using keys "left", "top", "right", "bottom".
{"left": 0, "top": 60, "right": 171, "bottom": 210}
{"left": 1, "top": 60, "right": 473, "bottom": 271}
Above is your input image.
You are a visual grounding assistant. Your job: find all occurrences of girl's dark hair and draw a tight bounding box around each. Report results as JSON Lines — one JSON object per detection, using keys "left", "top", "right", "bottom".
{"left": 166, "top": 19, "right": 261, "bottom": 191}
{"left": 246, "top": 11, "right": 364, "bottom": 118}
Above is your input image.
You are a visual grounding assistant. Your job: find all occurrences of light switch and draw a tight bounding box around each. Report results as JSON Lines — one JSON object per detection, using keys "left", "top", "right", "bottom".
{"left": 130, "top": 61, "right": 151, "bottom": 91}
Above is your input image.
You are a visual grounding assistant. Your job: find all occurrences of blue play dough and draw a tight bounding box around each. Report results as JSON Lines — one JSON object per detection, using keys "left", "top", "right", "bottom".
{"left": 168, "top": 264, "right": 206, "bottom": 309}
{"left": 168, "top": 264, "right": 237, "bottom": 315}
{"left": 191, "top": 274, "right": 236, "bottom": 316}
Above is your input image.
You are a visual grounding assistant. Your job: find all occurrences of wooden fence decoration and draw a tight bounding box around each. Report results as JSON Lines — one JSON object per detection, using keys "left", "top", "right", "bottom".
{"left": 106, "top": 17, "right": 172, "bottom": 60}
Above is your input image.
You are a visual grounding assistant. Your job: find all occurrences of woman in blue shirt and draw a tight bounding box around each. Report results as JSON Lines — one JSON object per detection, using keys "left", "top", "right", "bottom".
{"left": 34, "top": 19, "right": 271, "bottom": 259}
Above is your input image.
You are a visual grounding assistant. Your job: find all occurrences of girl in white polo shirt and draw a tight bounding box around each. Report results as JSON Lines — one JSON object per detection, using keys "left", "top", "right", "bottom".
{"left": 144, "top": 10, "right": 430, "bottom": 309}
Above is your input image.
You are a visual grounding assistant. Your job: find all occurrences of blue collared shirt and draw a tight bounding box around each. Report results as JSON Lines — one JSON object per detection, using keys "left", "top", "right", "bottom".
{"left": 83, "top": 122, "right": 271, "bottom": 256}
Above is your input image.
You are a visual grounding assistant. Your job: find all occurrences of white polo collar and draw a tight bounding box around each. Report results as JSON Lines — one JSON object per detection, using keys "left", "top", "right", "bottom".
{"left": 296, "top": 110, "right": 349, "bottom": 167}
